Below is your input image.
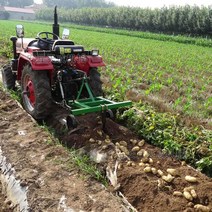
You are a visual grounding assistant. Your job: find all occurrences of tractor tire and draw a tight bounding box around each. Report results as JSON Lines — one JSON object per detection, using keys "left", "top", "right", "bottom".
{"left": 89, "top": 68, "right": 103, "bottom": 97}
{"left": 21, "top": 65, "right": 52, "bottom": 120}
{"left": 1, "top": 64, "right": 16, "bottom": 90}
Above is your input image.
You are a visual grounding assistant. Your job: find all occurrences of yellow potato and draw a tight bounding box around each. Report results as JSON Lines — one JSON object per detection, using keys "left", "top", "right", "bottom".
{"left": 162, "top": 174, "right": 175, "bottom": 183}
{"left": 151, "top": 167, "right": 157, "bottom": 174}
{"left": 131, "top": 146, "right": 140, "bottom": 152}
{"left": 183, "top": 191, "right": 193, "bottom": 201}
{"left": 185, "top": 175, "right": 198, "bottom": 183}
{"left": 157, "top": 169, "right": 164, "bottom": 177}
{"left": 167, "top": 168, "right": 177, "bottom": 176}
{"left": 89, "top": 138, "right": 95, "bottom": 143}
{"left": 143, "top": 150, "right": 149, "bottom": 158}
{"left": 190, "top": 189, "right": 197, "bottom": 198}
{"left": 138, "top": 140, "right": 145, "bottom": 147}
{"left": 173, "top": 191, "right": 183, "bottom": 197}
{"left": 194, "top": 204, "right": 210, "bottom": 212}
{"left": 144, "top": 166, "right": 151, "bottom": 173}
{"left": 119, "top": 140, "right": 128, "bottom": 147}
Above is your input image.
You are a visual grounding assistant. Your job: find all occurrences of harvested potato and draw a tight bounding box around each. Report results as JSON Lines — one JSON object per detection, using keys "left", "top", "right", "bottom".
{"left": 126, "top": 161, "right": 132, "bottom": 166}
{"left": 144, "top": 166, "right": 151, "bottom": 173}
{"left": 139, "top": 162, "right": 145, "bottom": 167}
{"left": 157, "top": 169, "right": 164, "bottom": 177}
{"left": 98, "top": 140, "right": 102, "bottom": 145}
{"left": 194, "top": 204, "right": 210, "bottom": 212}
{"left": 151, "top": 167, "right": 157, "bottom": 174}
{"left": 138, "top": 140, "right": 145, "bottom": 147}
{"left": 119, "top": 140, "right": 128, "bottom": 147}
{"left": 185, "top": 175, "right": 198, "bottom": 183}
{"left": 190, "top": 189, "right": 197, "bottom": 198}
{"left": 89, "top": 138, "right": 95, "bottom": 143}
{"left": 183, "top": 191, "right": 193, "bottom": 201}
{"left": 173, "top": 191, "right": 183, "bottom": 197}
{"left": 119, "top": 145, "right": 129, "bottom": 155}
{"left": 167, "top": 168, "right": 177, "bottom": 176}
{"left": 143, "top": 150, "right": 149, "bottom": 158}
{"left": 132, "top": 146, "right": 140, "bottom": 152}
{"left": 162, "top": 174, "right": 175, "bottom": 183}
{"left": 137, "top": 150, "right": 144, "bottom": 156}
{"left": 142, "top": 157, "right": 149, "bottom": 163}
{"left": 115, "top": 142, "right": 120, "bottom": 147}
{"left": 149, "top": 158, "right": 153, "bottom": 164}
{"left": 184, "top": 186, "right": 194, "bottom": 192}
{"left": 130, "top": 139, "right": 138, "bottom": 145}
{"left": 105, "top": 139, "right": 111, "bottom": 144}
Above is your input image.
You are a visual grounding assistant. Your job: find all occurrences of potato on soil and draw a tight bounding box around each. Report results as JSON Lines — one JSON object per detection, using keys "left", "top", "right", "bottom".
{"left": 119, "top": 140, "right": 127, "bottom": 147}
{"left": 149, "top": 158, "right": 153, "bottom": 164}
{"left": 183, "top": 191, "right": 193, "bottom": 201}
{"left": 138, "top": 140, "right": 145, "bottom": 147}
{"left": 194, "top": 204, "right": 210, "bottom": 212}
{"left": 162, "top": 174, "right": 175, "bottom": 183}
{"left": 89, "top": 138, "right": 95, "bottom": 143}
{"left": 144, "top": 166, "right": 151, "bottom": 173}
{"left": 131, "top": 146, "right": 140, "bottom": 152}
{"left": 137, "top": 150, "right": 143, "bottom": 156}
{"left": 173, "top": 191, "right": 183, "bottom": 197}
{"left": 190, "top": 189, "right": 197, "bottom": 198}
{"left": 185, "top": 175, "right": 198, "bottom": 183}
{"left": 184, "top": 186, "right": 194, "bottom": 192}
{"left": 143, "top": 150, "right": 149, "bottom": 158}
{"left": 151, "top": 167, "right": 157, "bottom": 174}
{"left": 130, "top": 139, "right": 138, "bottom": 145}
{"left": 139, "top": 162, "right": 145, "bottom": 167}
{"left": 157, "top": 169, "right": 164, "bottom": 177}
{"left": 119, "top": 145, "right": 129, "bottom": 155}
{"left": 167, "top": 168, "right": 177, "bottom": 176}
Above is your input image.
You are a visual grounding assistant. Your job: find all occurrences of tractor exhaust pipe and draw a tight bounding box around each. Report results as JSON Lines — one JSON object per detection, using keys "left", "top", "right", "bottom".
{"left": 52, "top": 6, "right": 59, "bottom": 39}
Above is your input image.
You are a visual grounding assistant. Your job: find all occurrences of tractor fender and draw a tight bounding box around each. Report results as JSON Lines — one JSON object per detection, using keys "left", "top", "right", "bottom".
{"left": 17, "top": 53, "right": 54, "bottom": 80}
{"left": 74, "top": 55, "right": 105, "bottom": 75}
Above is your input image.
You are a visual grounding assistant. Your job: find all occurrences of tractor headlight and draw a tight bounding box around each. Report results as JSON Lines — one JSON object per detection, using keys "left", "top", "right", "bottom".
{"left": 91, "top": 49, "right": 99, "bottom": 56}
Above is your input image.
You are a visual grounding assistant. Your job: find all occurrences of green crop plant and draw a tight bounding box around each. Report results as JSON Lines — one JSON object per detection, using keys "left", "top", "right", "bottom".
{"left": 0, "top": 20, "right": 211, "bottom": 176}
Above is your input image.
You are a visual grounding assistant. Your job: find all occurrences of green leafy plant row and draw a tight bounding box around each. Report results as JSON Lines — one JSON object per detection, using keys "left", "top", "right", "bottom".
{"left": 117, "top": 104, "right": 212, "bottom": 176}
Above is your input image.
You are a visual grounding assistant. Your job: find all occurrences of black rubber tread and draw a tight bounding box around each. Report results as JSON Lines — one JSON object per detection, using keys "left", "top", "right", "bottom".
{"left": 21, "top": 65, "right": 52, "bottom": 119}
{"left": 89, "top": 68, "right": 103, "bottom": 97}
{"left": 1, "top": 64, "right": 16, "bottom": 90}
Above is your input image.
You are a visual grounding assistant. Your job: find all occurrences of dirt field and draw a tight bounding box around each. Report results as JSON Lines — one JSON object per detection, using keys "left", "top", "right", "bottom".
{"left": 0, "top": 57, "right": 212, "bottom": 211}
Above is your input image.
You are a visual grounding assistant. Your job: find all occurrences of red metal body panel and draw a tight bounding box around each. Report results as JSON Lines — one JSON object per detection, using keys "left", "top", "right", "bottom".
{"left": 16, "top": 47, "right": 54, "bottom": 80}
{"left": 74, "top": 55, "right": 105, "bottom": 75}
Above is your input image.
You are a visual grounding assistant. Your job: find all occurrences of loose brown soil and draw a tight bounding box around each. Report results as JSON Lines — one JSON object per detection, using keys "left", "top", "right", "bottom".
{"left": 1, "top": 56, "right": 212, "bottom": 212}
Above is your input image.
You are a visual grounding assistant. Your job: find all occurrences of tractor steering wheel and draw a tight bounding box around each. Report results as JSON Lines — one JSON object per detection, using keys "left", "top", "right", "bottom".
{"left": 37, "top": 31, "right": 60, "bottom": 44}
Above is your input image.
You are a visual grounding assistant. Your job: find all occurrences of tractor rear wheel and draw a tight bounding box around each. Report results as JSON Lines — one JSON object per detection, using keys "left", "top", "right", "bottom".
{"left": 21, "top": 65, "right": 52, "bottom": 120}
{"left": 1, "top": 64, "right": 16, "bottom": 90}
{"left": 89, "top": 68, "right": 103, "bottom": 97}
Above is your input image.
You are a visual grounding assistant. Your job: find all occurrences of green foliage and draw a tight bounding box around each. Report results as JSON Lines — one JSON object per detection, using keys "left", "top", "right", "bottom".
{"left": 36, "top": 5, "right": 212, "bottom": 37}
{"left": 69, "top": 149, "right": 108, "bottom": 186}
{"left": 0, "top": 20, "right": 211, "bottom": 175}
{"left": 0, "top": 0, "right": 33, "bottom": 7}
{"left": 43, "top": 0, "right": 115, "bottom": 9}
{"left": 118, "top": 105, "right": 212, "bottom": 176}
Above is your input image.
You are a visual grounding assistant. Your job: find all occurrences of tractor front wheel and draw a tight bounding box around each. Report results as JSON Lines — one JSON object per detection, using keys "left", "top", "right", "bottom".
{"left": 89, "top": 68, "right": 103, "bottom": 97}
{"left": 1, "top": 64, "right": 16, "bottom": 90}
{"left": 21, "top": 65, "right": 52, "bottom": 120}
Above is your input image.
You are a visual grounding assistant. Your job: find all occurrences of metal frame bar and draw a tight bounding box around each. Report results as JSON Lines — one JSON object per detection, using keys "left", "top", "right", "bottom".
{"left": 68, "top": 76, "right": 131, "bottom": 116}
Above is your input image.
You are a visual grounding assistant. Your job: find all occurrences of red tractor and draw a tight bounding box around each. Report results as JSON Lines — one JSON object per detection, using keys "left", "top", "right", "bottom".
{"left": 1, "top": 7, "right": 131, "bottom": 128}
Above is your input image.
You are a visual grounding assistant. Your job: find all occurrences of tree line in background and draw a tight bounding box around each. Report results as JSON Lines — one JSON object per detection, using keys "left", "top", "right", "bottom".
{"left": 36, "top": 5, "right": 212, "bottom": 36}
{"left": 43, "top": 0, "right": 115, "bottom": 8}
{"left": 0, "top": 0, "right": 33, "bottom": 7}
